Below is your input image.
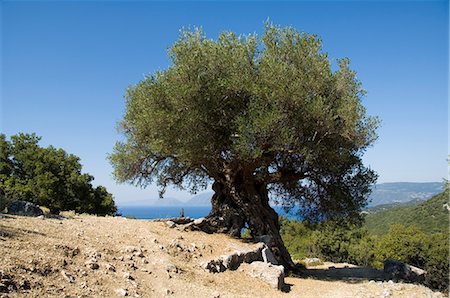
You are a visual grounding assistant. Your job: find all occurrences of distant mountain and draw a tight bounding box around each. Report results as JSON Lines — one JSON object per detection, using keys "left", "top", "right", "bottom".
{"left": 186, "top": 192, "right": 213, "bottom": 206}
{"left": 132, "top": 182, "right": 443, "bottom": 208}
{"left": 365, "top": 197, "right": 424, "bottom": 213}
{"left": 139, "top": 193, "right": 213, "bottom": 207}
{"left": 364, "top": 189, "right": 449, "bottom": 235}
{"left": 367, "top": 182, "right": 443, "bottom": 207}
{"left": 148, "top": 197, "right": 185, "bottom": 206}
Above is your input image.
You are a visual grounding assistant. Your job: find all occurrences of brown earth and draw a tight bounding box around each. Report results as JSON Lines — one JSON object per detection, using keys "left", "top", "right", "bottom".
{"left": 0, "top": 215, "right": 445, "bottom": 298}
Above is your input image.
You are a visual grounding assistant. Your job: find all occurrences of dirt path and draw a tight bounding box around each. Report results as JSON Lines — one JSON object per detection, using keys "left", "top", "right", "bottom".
{"left": 0, "top": 215, "right": 444, "bottom": 298}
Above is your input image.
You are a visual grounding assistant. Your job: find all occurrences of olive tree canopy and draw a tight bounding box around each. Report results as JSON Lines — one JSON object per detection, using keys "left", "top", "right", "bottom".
{"left": 110, "top": 24, "right": 378, "bottom": 268}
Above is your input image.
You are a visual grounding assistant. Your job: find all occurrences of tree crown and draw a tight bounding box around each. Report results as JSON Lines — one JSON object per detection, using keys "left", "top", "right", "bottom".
{"left": 110, "top": 24, "right": 378, "bottom": 220}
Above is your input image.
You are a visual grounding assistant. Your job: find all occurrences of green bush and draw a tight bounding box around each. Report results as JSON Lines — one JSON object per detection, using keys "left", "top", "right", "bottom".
{"left": 374, "top": 224, "right": 428, "bottom": 268}
{"left": 280, "top": 217, "right": 376, "bottom": 266}
{"left": 280, "top": 212, "right": 448, "bottom": 292}
{"left": 280, "top": 217, "right": 315, "bottom": 260}
{"left": 423, "top": 232, "right": 449, "bottom": 292}
{"left": 309, "top": 221, "right": 376, "bottom": 266}
{"left": 373, "top": 224, "right": 448, "bottom": 292}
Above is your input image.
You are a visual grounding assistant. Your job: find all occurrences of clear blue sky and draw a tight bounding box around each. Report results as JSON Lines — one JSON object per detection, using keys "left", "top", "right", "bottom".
{"left": 1, "top": 1, "right": 448, "bottom": 206}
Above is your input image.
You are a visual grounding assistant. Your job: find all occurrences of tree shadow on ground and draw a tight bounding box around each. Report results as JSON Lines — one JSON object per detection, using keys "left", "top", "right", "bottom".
{"left": 0, "top": 216, "right": 46, "bottom": 240}
{"left": 292, "top": 265, "right": 387, "bottom": 283}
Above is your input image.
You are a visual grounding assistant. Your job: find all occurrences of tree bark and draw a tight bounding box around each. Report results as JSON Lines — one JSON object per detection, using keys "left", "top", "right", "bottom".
{"left": 200, "top": 174, "right": 295, "bottom": 270}
{"left": 196, "top": 181, "right": 246, "bottom": 238}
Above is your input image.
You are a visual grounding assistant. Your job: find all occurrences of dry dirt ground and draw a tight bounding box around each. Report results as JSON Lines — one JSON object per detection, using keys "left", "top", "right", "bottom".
{"left": 0, "top": 215, "right": 445, "bottom": 298}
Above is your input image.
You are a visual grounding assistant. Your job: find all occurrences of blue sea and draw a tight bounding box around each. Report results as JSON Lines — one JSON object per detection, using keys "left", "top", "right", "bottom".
{"left": 118, "top": 206, "right": 211, "bottom": 219}
{"left": 118, "top": 206, "right": 298, "bottom": 220}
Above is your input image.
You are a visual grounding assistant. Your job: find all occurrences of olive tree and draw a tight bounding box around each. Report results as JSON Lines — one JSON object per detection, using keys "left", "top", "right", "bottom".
{"left": 110, "top": 24, "right": 378, "bottom": 269}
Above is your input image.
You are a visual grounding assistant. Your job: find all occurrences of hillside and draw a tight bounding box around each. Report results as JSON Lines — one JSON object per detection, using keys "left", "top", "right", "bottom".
{"left": 0, "top": 215, "right": 444, "bottom": 297}
{"left": 368, "top": 182, "right": 442, "bottom": 206}
{"left": 365, "top": 189, "right": 449, "bottom": 235}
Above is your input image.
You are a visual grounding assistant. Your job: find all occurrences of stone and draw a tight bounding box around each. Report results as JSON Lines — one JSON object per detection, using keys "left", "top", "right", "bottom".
{"left": 116, "top": 288, "right": 128, "bottom": 296}
{"left": 165, "top": 289, "right": 174, "bottom": 295}
{"left": 303, "top": 258, "right": 322, "bottom": 266}
{"left": 123, "top": 272, "right": 134, "bottom": 280}
{"left": 85, "top": 259, "right": 99, "bottom": 270}
{"left": 261, "top": 246, "right": 277, "bottom": 265}
{"left": 18, "top": 280, "right": 31, "bottom": 290}
{"left": 221, "top": 253, "right": 241, "bottom": 270}
{"left": 241, "top": 243, "right": 265, "bottom": 263}
{"left": 202, "top": 243, "right": 265, "bottom": 273}
{"left": 247, "top": 261, "right": 285, "bottom": 290}
{"left": 166, "top": 221, "right": 176, "bottom": 228}
{"left": 381, "top": 289, "right": 392, "bottom": 298}
{"left": 254, "top": 235, "right": 272, "bottom": 244}
{"left": 193, "top": 217, "right": 206, "bottom": 225}
{"left": 6, "top": 200, "right": 43, "bottom": 217}
{"left": 201, "top": 259, "right": 226, "bottom": 273}
{"left": 383, "top": 259, "right": 427, "bottom": 283}
{"left": 105, "top": 263, "right": 116, "bottom": 272}
{"left": 84, "top": 248, "right": 101, "bottom": 259}
{"left": 123, "top": 246, "right": 139, "bottom": 253}
{"left": 165, "top": 263, "right": 178, "bottom": 274}
{"left": 61, "top": 270, "right": 75, "bottom": 283}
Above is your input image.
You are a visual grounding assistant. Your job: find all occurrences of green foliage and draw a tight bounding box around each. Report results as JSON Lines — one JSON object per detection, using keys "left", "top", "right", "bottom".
{"left": 309, "top": 220, "right": 376, "bottom": 266}
{"left": 110, "top": 23, "right": 378, "bottom": 222}
{"left": 374, "top": 224, "right": 428, "bottom": 268}
{"left": 365, "top": 188, "right": 449, "bottom": 235}
{"left": 373, "top": 223, "right": 449, "bottom": 292}
{"left": 241, "top": 228, "right": 252, "bottom": 239}
{"left": 281, "top": 189, "right": 450, "bottom": 292}
{"left": 280, "top": 217, "right": 315, "bottom": 260}
{"left": 280, "top": 217, "right": 376, "bottom": 266}
{"left": 0, "top": 133, "right": 117, "bottom": 215}
{"left": 423, "top": 232, "right": 449, "bottom": 292}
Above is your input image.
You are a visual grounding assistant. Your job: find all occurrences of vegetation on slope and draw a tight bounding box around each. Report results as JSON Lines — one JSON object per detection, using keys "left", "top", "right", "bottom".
{"left": 280, "top": 187, "right": 449, "bottom": 292}
{"left": 365, "top": 189, "right": 449, "bottom": 235}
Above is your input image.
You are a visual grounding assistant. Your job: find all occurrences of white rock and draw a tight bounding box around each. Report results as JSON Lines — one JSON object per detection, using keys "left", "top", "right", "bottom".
{"left": 61, "top": 270, "right": 75, "bottom": 283}
{"left": 303, "top": 257, "right": 322, "bottom": 265}
{"left": 85, "top": 259, "right": 99, "bottom": 270}
{"left": 261, "top": 246, "right": 277, "bottom": 265}
{"left": 116, "top": 288, "right": 128, "bottom": 296}
{"left": 166, "top": 221, "right": 176, "bottom": 228}
{"left": 123, "top": 272, "right": 134, "bottom": 280}
{"left": 247, "top": 261, "right": 285, "bottom": 290}
{"left": 106, "top": 263, "right": 116, "bottom": 272}
{"left": 193, "top": 217, "right": 206, "bottom": 225}
{"left": 381, "top": 288, "right": 392, "bottom": 298}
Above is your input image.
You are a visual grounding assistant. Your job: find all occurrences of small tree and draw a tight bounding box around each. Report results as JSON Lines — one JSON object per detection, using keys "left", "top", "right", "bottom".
{"left": 110, "top": 24, "right": 378, "bottom": 268}
{"left": 0, "top": 133, "right": 117, "bottom": 215}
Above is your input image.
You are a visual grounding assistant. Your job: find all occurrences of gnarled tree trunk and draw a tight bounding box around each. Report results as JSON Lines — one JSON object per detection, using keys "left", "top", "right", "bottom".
{"left": 194, "top": 181, "right": 246, "bottom": 238}
{"left": 198, "top": 172, "right": 295, "bottom": 270}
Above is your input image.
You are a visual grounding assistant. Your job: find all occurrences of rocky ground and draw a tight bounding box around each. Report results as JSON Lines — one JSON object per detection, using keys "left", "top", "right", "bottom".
{"left": 0, "top": 214, "right": 445, "bottom": 298}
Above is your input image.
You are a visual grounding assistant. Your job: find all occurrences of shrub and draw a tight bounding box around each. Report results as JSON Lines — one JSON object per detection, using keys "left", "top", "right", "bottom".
{"left": 0, "top": 133, "right": 117, "bottom": 216}
{"left": 280, "top": 217, "right": 315, "bottom": 260}
{"left": 374, "top": 224, "right": 428, "bottom": 268}
{"left": 423, "top": 232, "right": 449, "bottom": 292}
{"left": 309, "top": 220, "right": 376, "bottom": 266}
